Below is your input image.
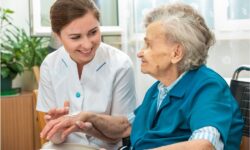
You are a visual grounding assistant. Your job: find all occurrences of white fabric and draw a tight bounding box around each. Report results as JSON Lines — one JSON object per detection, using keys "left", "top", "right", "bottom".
{"left": 37, "top": 42, "right": 137, "bottom": 150}
{"left": 189, "top": 126, "right": 224, "bottom": 150}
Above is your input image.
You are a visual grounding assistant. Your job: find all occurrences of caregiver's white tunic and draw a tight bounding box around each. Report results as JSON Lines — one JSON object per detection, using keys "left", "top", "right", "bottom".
{"left": 37, "top": 43, "right": 136, "bottom": 149}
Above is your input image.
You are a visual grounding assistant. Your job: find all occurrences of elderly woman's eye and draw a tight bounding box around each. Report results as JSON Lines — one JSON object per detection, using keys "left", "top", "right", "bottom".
{"left": 143, "top": 42, "right": 149, "bottom": 49}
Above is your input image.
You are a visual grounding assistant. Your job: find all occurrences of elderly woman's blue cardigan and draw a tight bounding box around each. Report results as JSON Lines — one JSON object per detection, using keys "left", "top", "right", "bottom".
{"left": 131, "top": 65, "right": 243, "bottom": 150}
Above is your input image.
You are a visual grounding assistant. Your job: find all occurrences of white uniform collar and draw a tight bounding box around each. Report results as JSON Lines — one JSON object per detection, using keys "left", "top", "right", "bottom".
{"left": 59, "top": 43, "right": 107, "bottom": 72}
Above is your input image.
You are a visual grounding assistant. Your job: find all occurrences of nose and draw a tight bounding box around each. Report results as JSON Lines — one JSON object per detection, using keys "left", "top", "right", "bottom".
{"left": 137, "top": 48, "right": 144, "bottom": 58}
{"left": 81, "top": 37, "right": 92, "bottom": 50}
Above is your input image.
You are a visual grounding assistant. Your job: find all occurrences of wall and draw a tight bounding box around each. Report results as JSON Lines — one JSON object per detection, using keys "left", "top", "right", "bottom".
{"left": 1, "top": 0, "right": 30, "bottom": 34}
{"left": 208, "top": 40, "right": 250, "bottom": 78}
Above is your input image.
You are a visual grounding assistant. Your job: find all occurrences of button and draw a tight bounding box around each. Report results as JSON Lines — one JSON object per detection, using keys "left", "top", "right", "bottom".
{"left": 76, "top": 92, "right": 81, "bottom": 98}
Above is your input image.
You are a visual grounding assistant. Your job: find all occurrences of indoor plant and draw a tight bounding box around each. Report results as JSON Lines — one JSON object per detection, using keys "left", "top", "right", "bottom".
{"left": 0, "top": 7, "right": 48, "bottom": 91}
{"left": 0, "top": 7, "right": 24, "bottom": 90}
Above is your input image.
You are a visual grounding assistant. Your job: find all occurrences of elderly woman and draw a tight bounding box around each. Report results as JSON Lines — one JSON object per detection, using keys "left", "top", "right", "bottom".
{"left": 41, "top": 3, "right": 243, "bottom": 150}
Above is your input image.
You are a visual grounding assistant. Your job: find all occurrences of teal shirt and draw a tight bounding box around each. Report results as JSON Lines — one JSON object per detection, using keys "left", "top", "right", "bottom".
{"left": 131, "top": 65, "right": 243, "bottom": 150}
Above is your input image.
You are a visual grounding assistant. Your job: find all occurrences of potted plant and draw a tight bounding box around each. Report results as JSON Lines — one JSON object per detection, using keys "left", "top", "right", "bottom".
{"left": 0, "top": 8, "right": 24, "bottom": 91}
{"left": 0, "top": 7, "right": 48, "bottom": 93}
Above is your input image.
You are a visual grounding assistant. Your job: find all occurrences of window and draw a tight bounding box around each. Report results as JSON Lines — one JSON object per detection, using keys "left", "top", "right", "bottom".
{"left": 30, "top": 0, "right": 121, "bottom": 36}
{"left": 132, "top": 0, "right": 250, "bottom": 40}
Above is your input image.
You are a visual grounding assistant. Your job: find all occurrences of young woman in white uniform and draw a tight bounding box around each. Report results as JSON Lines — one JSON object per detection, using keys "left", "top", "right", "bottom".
{"left": 36, "top": 0, "right": 136, "bottom": 149}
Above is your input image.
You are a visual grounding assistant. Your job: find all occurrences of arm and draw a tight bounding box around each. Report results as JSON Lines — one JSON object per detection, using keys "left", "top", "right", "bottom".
{"left": 153, "top": 139, "right": 214, "bottom": 150}
{"left": 82, "top": 112, "right": 131, "bottom": 139}
{"left": 153, "top": 126, "right": 224, "bottom": 150}
{"left": 40, "top": 112, "right": 131, "bottom": 142}
{"left": 74, "top": 121, "right": 122, "bottom": 143}
{"left": 37, "top": 60, "right": 69, "bottom": 144}
{"left": 41, "top": 101, "right": 70, "bottom": 144}
{"left": 160, "top": 79, "right": 229, "bottom": 150}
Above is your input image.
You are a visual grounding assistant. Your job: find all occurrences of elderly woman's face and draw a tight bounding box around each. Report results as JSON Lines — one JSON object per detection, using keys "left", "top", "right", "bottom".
{"left": 137, "top": 21, "right": 179, "bottom": 77}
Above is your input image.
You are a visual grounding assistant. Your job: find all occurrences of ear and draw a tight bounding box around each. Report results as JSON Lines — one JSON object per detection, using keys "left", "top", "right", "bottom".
{"left": 170, "top": 44, "right": 184, "bottom": 64}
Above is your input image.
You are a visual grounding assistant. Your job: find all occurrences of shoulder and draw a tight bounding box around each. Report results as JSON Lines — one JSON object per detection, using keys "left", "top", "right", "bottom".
{"left": 183, "top": 65, "right": 234, "bottom": 106}
{"left": 41, "top": 46, "right": 66, "bottom": 68}
{"left": 175, "top": 65, "right": 231, "bottom": 104}
{"left": 191, "top": 65, "right": 228, "bottom": 88}
{"left": 98, "top": 42, "right": 133, "bottom": 69}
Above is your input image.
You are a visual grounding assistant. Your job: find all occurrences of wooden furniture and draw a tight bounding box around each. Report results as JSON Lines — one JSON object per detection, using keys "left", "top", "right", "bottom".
{"left": 1, "top": 92, "right": 36, "bottom": 150}
{"left": 32, "top": 66, "right": 47, "bottom": 147}
{"left": 240, "top": 136, "right": 249, "bottom": 150}
{"left": 33, "top": 90, "right": 47, "bottom": 147}
{"left": 32, "top": 66, "right": 40, "bottom": 84}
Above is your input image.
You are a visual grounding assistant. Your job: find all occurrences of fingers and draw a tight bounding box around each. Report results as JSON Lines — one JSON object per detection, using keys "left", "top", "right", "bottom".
{"left": 64, "top": 101, "right": 70, "bottom": 107}
{"left": 50, "top": 131, "right": 64, "bottom": 144}
{"left": 75, "top": 121, "right": 94, "bottom": 136}
{"left": 52, "top": 108, "right": 69, "bottom": 116}
{"left": 61, "top": 125, "right": 78, "bottom": 140}
{"left": 40, "top": 119, "right": 61, "bottom": 138}
{"left": 41, "top": 101, "right": 71, "bottom": 140}
{"left": 47, "top": 106, "right": 69, "bottom": 121}
{"left": 47, "top": 108, "right": 57, "bottom": 118}
{"left": 75, "top": 121, "right": 85, "bottom": 128}
{"left": 44, "top": 114, "right": 52, "bottom": 123}
{"left": 46, "top": 121, "right": 66, "bottom": 139}
{"left": 63, "top": 101, "right": 70, "bottom": 115}
{"left": 59, "top": 107, "right": 69, "bottom": 116}
{"left": 84, "top": 122, "right": 93, "bottom": 128}
{"left": 76, "top": 121, "right": 93, "bottom": 129}
{"left": 41, "top": 115, "right": 76, "bottom": 140}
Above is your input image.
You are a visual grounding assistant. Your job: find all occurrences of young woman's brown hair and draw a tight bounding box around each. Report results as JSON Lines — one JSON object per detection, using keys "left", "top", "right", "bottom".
{"left": 50, "top": 0, "right": 100, "bottom": 34}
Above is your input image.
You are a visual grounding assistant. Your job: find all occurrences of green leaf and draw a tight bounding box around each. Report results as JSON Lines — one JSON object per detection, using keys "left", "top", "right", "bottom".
{"left": 1, "top": 67, "right": 11, "bottom": 78}
{"left": 1, "top": 8, "right": 49, "bottom": 76}
{"left": 4, "top": 9, "right": 14, "bottom": 14}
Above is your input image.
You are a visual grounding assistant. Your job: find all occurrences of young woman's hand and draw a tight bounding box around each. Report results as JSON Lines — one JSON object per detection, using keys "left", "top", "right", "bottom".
{"left": 44, "top": 101, "right": 70, "bottom": 123}
{"left": 40, "top": 112, "right": 88, "bottom": 140}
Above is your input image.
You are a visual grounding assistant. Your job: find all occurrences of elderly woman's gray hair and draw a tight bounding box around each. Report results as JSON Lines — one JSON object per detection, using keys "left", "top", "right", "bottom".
{"left": 144, "top": 3, "right": 215, "bottom": 71}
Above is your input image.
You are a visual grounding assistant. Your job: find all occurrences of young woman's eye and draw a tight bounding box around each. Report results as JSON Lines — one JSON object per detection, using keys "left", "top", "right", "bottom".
{"left": 88, "top": 30, "right": 97, "bottom": 36}
{"left": 70, "top": 35, "right": 80, "bottom": 40}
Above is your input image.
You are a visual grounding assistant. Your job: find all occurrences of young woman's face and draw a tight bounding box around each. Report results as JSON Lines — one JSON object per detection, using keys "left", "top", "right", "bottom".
{"left": 58, "top": 12, "right": 101, "bottom": 66}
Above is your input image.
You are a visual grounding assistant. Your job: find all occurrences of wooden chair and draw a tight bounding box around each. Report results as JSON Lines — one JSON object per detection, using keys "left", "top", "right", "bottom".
{"left": 32, "top": 66, "right": 47, "bottom": 148}
{"left": 32, "top": 66, "right": 40, "bottom": 84}
{"left": 33, "top": 90, "right": 47, "bottom": 148}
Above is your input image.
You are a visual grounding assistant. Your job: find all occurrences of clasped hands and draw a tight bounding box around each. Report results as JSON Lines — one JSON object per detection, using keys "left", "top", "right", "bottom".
{"left": 40, "top": 101, "right": 92, "bottom": 143}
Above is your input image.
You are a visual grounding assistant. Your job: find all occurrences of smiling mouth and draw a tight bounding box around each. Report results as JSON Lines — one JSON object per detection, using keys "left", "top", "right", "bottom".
{"left": 77, "top": 49, "right": 92, "bottom": 55}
